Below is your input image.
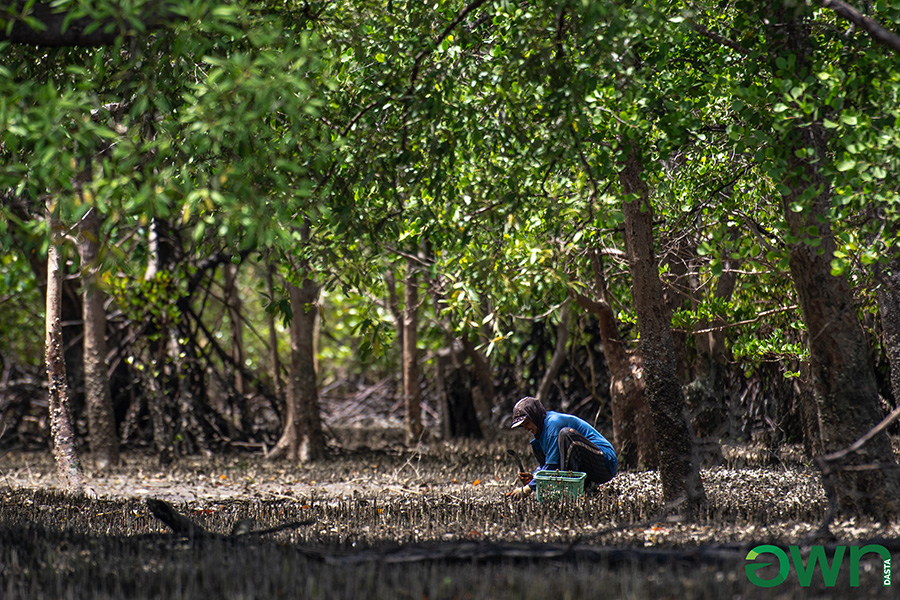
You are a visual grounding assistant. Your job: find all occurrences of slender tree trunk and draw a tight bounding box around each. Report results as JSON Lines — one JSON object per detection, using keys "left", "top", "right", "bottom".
{"left": 683, "top": 248, "right": 736, "bottom": 465}
{"left": 385, "top": 269, "right": 406, "bottom": 418}
{"left": 144, "top": 336, "right": 174, "bottom": 465}
{"left": 140, "top": 218, "right": 175, "bottom": 464}
{"left": 536, "top": 301, "right": 571, "bottom": 406}
{"left": 661, "top": 250, "right": 693, "bottom": 382}
{"left": 266, "top": 264, "right": 283, "bottom": 406}
{"left": 270, "top": 276, "right": 325, "bottom": 462}
{"left": 619, "top": 140, "right": 706, "bottom": 512}
{"left": 386, "top": 269, "right": 404, "bottom": 356}
{"left": 794, "top": 361, "right": 824, "bottom": 457}
{"left": 224, "top": 263, "right": 246, "bottom": 396}
{"left": 434, "top": 347, "right": 454, "bottom": 439}
{"left": 45, "top": 200, "right": 88, "bottom": 492}
{"left": 144, "top": 217, "right": 159, "bottom": 281}
{"left": 460, "top": 334, "right": 495, "bottom": 439}
{"left": 403, "top": 259, "right": 424, "bottom": 443}
{"left": 223, "top": 262, "right": 253, "bottom": 436}
{"left": 77, "top": 207, "right": 119, "bottom": 469}
{"left": 572, "top": 251, "right": 658, "bottom": 470}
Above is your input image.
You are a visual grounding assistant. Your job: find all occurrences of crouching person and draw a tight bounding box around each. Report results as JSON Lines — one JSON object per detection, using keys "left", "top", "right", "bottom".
{"left": 508, "top": 396, "right": 618, "bottom": 500}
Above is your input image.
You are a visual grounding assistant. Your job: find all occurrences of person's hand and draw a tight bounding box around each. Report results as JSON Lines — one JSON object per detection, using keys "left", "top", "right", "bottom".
{"left": 507, "top": 485, "right": 533, "bottom": 500}
{"left": 517, "top": 471, "right": 533, "bottom": 485}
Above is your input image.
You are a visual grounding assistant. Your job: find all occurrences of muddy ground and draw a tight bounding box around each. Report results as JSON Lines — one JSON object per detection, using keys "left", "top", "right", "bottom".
{"left": 1, "top": 429, "right": 898, "bottom": 599}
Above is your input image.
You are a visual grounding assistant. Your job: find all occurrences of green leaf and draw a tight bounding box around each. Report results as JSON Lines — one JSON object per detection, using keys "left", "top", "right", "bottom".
{"left": 835, "top": 158, "right": 856, "bottom": 172}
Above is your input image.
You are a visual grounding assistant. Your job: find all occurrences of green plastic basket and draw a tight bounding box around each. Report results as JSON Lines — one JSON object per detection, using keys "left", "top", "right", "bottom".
{"left": 533, "top": 470, "right": 586, "bottom": 501}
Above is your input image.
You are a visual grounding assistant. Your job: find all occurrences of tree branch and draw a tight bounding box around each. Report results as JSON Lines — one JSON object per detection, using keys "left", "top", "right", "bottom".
{"left": 0, "top": 2, "right": 170, "bottom": 47}
{"left": 688, "top": 20, "right": 751, "bottom": 56}
{"left": 813, "top": 404, "right": 900, "bottom": 535}
{"left": 821, "top": 0, "right": 900, "bottom": 55}
{"left": 406, "top": 0, "right": 491, "bottom": 94}
{"left": 672, "top": 305, "right": 799, "bottom": 335}
{"left": 569, "top": 288, "right": 609, "bottom": 316}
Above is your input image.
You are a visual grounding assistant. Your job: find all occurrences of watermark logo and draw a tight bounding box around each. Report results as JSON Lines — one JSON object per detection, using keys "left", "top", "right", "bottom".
{"left": 745, "top": 544, "right": 892, "bottom": 588}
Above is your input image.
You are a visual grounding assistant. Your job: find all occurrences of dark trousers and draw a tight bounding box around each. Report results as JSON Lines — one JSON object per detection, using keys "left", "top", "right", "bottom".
{"left": 530, "top": 428, "right": 615, "bottom": 485}
{"left": 558, "top": 427, "right": 614, "bottom": 485}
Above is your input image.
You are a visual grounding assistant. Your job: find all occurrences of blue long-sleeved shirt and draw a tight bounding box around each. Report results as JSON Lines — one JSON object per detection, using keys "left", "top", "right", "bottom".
{"left": 528, "top": 411, "right": 617, "bottom": 488}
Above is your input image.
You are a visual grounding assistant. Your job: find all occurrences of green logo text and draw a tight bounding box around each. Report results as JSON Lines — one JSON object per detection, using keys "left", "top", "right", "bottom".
{"left": 745, "top": 544, "right": 892, "bottom": 588}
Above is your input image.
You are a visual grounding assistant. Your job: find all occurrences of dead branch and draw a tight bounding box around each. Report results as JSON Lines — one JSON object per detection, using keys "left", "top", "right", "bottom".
{"left": 146, "top": 499, "right": 210, "bottom": 537}
{"left": 812, "top": 404, "right": 900, "bottom": 535}
{"left": 296, "top": 539, "right": 750, "bottom": 566}
{"left": 146, "top": 498, "right": 314, "bottom": 539}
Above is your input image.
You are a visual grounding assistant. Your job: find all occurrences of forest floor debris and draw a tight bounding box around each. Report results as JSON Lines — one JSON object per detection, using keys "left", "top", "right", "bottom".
{"left": 1, "top": 431, "right": 898, "bottom": 598}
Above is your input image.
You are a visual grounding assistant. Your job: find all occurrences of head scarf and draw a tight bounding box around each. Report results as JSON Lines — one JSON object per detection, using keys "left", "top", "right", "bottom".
{"left": 510, "top": 396, "right": 547, "bottom": 435}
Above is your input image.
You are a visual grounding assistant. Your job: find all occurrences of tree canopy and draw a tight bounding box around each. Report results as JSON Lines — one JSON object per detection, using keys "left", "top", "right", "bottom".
{"left": 2, "top": 0, "right": 900, "bottom": 515}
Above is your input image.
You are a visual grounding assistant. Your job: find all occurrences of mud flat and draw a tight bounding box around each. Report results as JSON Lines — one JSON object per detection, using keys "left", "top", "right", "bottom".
{"left": 1, "top": 434, "right": 897, "bottom": 598}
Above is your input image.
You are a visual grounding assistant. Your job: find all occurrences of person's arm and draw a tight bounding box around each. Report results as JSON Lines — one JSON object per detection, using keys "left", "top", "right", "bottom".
{"left": 528, "top": 438, "right": 558, "bottom": 489}
{"left": 509, "top": 455, "right": 538, "bottom": 498}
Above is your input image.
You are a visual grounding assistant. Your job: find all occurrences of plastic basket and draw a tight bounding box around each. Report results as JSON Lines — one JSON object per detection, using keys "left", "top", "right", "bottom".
{"left": 533, "top": 470, "right": 586, "bottom": 501}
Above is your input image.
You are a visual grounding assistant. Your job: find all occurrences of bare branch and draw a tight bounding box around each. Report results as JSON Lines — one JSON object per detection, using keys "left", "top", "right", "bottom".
{"left": 688, "top": 20, "right": 751, "bottom": 55}
{"left": 0, "top": 2, "right": 171, "bottom": 47}
{"left": 822, "top": 404, "right": 900, "bottom": 464}
{"left": 674, "top": 305, "right": 799, "bottom": 335}
{"left": 813, "top": 404, "right": 900, "bottom": 533}
{"left": 821, "top": 0, "right": 900, "bottom": 55}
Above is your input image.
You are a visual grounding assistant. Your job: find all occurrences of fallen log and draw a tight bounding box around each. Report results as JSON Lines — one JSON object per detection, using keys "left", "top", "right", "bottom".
{"left": 294, "top": 539, "right": 749, "bottom": 566}
{"left": 146, "top": 499, "right": 208, "bottom": 537}
{"left": 146, "top": 498, "right": 314, "bottom": 539}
